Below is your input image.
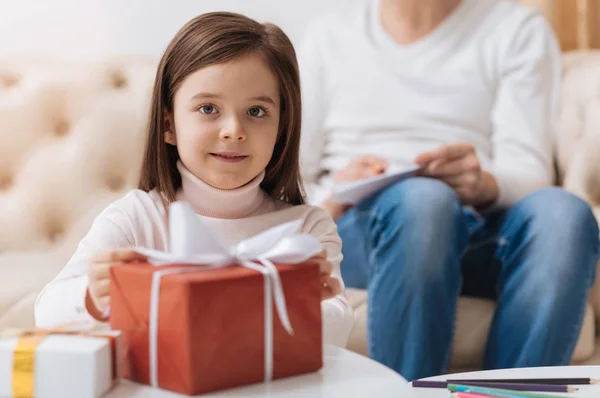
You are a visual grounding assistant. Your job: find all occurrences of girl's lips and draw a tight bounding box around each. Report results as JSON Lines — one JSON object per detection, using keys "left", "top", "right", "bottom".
{"left": 210, "top": 152, "right": 248, "bottom": 163}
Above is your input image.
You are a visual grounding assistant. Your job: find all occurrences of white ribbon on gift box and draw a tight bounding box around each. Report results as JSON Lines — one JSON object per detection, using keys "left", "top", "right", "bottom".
{"left": 134, "top": 201, "right": 322, "bottom": 387}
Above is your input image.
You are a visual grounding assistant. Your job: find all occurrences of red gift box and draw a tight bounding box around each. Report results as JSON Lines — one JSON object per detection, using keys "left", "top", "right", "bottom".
{"left": 109, "top": 260, "right": 322, "bottom": 395}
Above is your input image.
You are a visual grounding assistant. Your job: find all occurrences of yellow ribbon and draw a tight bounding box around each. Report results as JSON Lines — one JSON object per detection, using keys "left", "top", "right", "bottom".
{"left": 12, "top": 332, "right": 48, "bottom": 398}
{"left": 5, "top": 325, "right": 117, "bottom": 398}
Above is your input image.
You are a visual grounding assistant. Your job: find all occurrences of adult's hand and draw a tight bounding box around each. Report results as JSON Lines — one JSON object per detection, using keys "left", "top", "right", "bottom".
{"left": 415, "top": 143, "right": 499, "bottom": 207}
{"left": 333, "top": 156, "right": 388, "bottom": 184}
{"left": 323, "top": 156, "right": 388, "bottom": 221}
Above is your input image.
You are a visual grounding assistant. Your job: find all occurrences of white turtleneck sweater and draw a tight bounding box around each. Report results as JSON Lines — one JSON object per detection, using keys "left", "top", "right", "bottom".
{"left": 34, "top": 162, "right": 354, "bottom": 348}
{"left": 299, "top": 0, "right": 561, "bottom": 208}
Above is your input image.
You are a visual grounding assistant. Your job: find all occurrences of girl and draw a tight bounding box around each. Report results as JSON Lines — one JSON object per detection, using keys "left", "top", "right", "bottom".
{"left": 34, "top": 12, "right": 354, "bottom": 347}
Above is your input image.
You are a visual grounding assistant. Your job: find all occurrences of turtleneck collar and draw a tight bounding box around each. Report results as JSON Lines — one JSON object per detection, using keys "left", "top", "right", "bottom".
{"left": 176, "top": 161, "right": 266, "bottom": 219}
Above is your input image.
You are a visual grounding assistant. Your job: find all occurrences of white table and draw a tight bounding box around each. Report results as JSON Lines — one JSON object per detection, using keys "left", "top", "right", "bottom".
{"left": 106, "top": 345, "right": 413, "bottom": 397}
{"left": 411, "top": 366, "right": 600, "bottom": 397}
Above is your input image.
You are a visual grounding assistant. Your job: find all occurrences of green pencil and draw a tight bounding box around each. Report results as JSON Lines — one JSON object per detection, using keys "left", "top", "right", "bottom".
{"left": 448, "top": 383, "right": 564, "bottom": 398}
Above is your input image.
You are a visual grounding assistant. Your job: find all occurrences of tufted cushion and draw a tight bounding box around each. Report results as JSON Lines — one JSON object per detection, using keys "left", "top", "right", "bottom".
{"left": 0, "top": 57, "right": 156, "bottom": 328}
{"left": 0, "top": 57, "right": 155, "bottom": 252}
{"left": 557, "top": 52, "right": 600, "bottom": 198}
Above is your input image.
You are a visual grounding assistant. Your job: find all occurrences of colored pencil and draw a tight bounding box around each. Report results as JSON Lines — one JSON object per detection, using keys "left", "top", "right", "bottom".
{"left": 447, "top": 377, "right": 598, "bottom": 385}
{"left": 448, "top": 384, "right": 564, "bottom": 398}
{"left": 412, "top": 380, "right": 576, "bottom": 392}
{"left": 451, "top": 393, "right": 508, "bottom": 398}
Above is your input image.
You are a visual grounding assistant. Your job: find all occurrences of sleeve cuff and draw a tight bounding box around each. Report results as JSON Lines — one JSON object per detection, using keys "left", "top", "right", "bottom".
{"left": 321, "top": 295, "right": 355, "bottom": 348}
{"left": 35, "top": 276, "right": 99, "bottom": 328}
{"left": 482, "top": 167, "right": 536, "bottom": 211}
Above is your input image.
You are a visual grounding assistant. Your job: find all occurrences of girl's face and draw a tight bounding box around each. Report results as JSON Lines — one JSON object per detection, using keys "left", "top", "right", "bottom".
{"left": 167, "top": 54, "right": 281, "bottom": 190}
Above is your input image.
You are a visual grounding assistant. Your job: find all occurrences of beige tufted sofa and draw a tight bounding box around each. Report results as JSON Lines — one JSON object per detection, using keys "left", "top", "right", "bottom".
{"left": 0, "top": 56, "right": 156, "bottom": 328}
{"left": 1, "top": 52, "right": 600, "bottom": 372}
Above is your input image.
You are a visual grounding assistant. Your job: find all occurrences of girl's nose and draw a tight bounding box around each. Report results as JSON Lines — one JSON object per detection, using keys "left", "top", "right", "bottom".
{"left": 220, "top": 116, "right": 247, "bottom": 142}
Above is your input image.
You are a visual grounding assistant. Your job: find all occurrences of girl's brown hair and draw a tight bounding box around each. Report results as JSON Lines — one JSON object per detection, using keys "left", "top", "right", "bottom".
{"left": 139, "top": 12, "right": 304, "bottom": 205}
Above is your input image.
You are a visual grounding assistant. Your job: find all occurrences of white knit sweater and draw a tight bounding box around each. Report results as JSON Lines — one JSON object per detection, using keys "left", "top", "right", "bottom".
{"left": 299, "top": 0, "right": 561, "bottom": 208}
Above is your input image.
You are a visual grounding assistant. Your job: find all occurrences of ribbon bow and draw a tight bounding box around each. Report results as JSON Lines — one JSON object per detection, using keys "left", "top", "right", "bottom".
{"left": 134, "top": 201, "right": 322, "bottom": 386}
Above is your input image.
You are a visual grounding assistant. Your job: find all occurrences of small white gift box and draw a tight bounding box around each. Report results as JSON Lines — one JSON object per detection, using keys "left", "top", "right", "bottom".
{"left": 0, "top": 327, "right": 120, "bottom": 398}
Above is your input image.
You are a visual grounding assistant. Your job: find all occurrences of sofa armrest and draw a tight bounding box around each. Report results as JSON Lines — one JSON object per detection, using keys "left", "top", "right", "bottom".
{"left": 563, "top": 158, "right": 600, "bottom": 326}
{"left": 0, "top": 192, "right": 124, "bottom": 330}
{"left": 0, "top": 250, "right": 68, "bottom": 329}
{"left": 557, "top": 52, "right": 600, "bottom": 326}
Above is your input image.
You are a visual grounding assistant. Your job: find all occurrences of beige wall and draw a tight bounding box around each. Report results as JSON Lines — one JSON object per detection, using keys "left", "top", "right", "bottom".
{"left": 521, "top": 0, "right": 600, "bottom": 51}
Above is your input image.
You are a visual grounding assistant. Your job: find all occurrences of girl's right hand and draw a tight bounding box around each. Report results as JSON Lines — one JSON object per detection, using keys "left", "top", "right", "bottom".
{"left": 87, "top": 248, "right": 147, "bottom": 315}
{"left": 306, "top": 249, "right": 342, "bottom": 301}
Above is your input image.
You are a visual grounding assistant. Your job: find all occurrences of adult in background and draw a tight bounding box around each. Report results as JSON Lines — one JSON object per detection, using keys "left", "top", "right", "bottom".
{"left": 299, "top": 0, "right": 600, "bottom": 380}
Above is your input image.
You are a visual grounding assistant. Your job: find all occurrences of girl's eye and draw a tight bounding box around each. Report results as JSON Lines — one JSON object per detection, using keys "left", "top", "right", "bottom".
{"left": 199, "top": 105, "right": 217, "bottom": 115}
{"left": 247, "top": 106, "right": 266, "bottom": 118}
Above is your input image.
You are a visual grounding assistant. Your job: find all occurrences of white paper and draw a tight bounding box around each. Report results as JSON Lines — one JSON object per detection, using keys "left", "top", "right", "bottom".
{"left": 330, "top": 166, "right": 421, "bottom": 205}
{"left": 0, "top": 332, "right": 120, "bottom": 398}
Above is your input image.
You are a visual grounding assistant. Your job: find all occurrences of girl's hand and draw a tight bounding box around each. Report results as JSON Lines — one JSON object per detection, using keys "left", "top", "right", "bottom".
{"left": 87, "top": 248, "right": 147, "bottom": 316}
{"left": 307, "top": 249, "right": 342, "bottom": 301}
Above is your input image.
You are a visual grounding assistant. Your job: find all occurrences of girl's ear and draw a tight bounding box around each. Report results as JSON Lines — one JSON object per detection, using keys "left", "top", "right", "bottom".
{"left": 164, "top": 113, "right": 177, "bottom": 146}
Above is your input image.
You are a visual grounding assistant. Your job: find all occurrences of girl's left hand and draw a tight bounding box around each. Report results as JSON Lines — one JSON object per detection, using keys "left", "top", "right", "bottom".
{"left": 307, "top": 249, "right": 342, "bottom": 301}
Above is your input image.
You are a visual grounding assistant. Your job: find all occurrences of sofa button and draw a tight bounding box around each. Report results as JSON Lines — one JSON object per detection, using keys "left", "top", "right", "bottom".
{"left": 0, "top": 74, "right": 19, "bottom": 88}
{"left": 110, "top": 71, "right": 127, "bottom": 89}
{"left": 54, "top": 120, "right": 70, "bottom": 137}
{"left": 0, "top": 175, "right": 12, "bottom": 191}
{"left": 106, "top": 176, "right": 125, "bottom": 192}
{"left": 47, "top": 226, "right": 64, "bottom": 244}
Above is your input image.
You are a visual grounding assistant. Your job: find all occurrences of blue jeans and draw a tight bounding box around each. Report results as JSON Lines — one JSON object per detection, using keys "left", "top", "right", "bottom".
{"left": 338, "top": 178, "right": 600, "bottom": 381}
